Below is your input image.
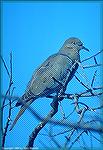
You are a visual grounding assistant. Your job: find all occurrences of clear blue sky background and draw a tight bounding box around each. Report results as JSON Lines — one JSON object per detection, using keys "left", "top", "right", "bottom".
{"left": 2, "top": 1, "right": 102, "bottom": 148}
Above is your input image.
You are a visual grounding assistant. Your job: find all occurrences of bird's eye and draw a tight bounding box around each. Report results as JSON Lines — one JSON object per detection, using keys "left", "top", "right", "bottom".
{"left": 72, "top": 42, "right": 75, "bottom": 44}
{"left": 78, "top": 43, "right": 83, "bottom": 46}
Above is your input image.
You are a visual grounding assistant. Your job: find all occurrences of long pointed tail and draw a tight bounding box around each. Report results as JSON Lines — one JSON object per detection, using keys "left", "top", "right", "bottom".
{"left": 9, "top": 99, "right": 34, "bottom": 131}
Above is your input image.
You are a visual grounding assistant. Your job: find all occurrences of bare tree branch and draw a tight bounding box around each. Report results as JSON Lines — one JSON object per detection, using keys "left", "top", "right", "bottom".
{"left": 26, "top": 95, "right": 59, "bottom": 149}
{"left": 2, "top": 52, "right": 14, "bottom": 147}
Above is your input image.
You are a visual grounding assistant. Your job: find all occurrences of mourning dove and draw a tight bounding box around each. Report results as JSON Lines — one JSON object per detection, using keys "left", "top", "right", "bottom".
{"left": 10, "top": 37, "right": 89, "bottom": 130}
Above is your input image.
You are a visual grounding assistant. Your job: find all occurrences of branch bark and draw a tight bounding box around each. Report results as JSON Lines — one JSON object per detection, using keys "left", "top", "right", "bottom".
{"left": 26, "top": 95, "right": 59, "bottom": 149}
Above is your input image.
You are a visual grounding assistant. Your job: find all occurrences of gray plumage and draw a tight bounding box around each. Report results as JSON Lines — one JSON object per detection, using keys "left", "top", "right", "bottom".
{"left": 9, "top": 37, "right": 89, "bottom": 131}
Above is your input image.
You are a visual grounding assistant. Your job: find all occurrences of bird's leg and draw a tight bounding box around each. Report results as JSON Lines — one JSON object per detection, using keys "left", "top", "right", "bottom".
{"left": 52, "top": 77, "right": 66, "bottom": 101}
{"left": 50, "top": 82, "right": 66, "bottom": 108}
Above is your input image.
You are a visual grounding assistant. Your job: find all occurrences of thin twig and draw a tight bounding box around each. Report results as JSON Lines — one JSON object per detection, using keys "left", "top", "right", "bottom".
{"left": 0, "top": 54, "right": 10, "bottom": 78}
{"left": 89, "top": 131, "right": 103, "bottom": 144}
{"left": 94, "top": 57, "right": 97, "bottom": 64}
{"left": 2, "top": 52, "right": 13, "bottom": 109}
{"left": 59, "top": 102, "right": 65, "bottom": 119}
{"left": 64, "top": 129, "right": 75, "bottom": 147}
{"left": 69, "top": 130, "right": 85, "bottom": 150}
{"left": 91, "top": 70, "right": 97, "bottom": 87}
{"left": 49, "top": 126, "right": 61, "bottom": 148}
{"left": 2, "top": 52, "right": 14, "bottom": 147}
{"left": 83, "top": 64, "right": 102, "bottom": 69}
{"left": 81, "top": 49, "right": 103, "bottom": 63}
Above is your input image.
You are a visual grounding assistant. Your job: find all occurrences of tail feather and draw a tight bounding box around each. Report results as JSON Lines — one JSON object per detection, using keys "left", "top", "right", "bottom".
{"left": 9, "top": 99, "right": 33, "bottom": 131}
{"left": 15, "top": 93, "right": 33, "bottom": 107}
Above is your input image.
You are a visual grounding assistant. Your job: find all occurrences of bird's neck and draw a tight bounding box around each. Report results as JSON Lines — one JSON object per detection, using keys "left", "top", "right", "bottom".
{"left": 58, "top": 47, "right": 80, "bottom": 61}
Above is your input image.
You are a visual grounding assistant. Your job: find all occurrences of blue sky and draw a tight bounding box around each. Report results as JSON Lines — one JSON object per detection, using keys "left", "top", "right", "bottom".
{"left": 2, "top": 1, "right": 102, "bottom": 148}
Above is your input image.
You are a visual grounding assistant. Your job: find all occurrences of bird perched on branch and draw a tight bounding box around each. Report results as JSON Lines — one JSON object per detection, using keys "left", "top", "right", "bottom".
{"left": 10, "top": 37, "right": 89, "bottom": 131}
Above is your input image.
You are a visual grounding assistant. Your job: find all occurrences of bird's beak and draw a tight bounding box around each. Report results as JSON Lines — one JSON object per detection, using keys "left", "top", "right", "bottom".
{"left": 82, "top": 46, "right": 89, "bottom": 52}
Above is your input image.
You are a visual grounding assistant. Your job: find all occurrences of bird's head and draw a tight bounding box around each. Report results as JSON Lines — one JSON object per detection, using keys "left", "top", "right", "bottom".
{"left": 63, "top": 37, "right": 89, "bottom": 52}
